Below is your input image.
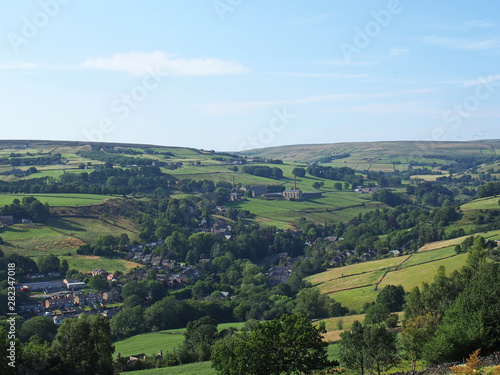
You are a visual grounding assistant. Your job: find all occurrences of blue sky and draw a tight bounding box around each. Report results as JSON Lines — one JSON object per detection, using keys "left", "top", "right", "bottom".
{"left": 1, "top": 0, "right": 499, "bottom": 151}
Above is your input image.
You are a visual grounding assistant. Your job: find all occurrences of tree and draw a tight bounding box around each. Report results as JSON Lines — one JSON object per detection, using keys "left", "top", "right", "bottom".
{"left": 334, "top": 182, "right": 342, "bottom": 190}
{"left": 364, "top": 303, "right": 390, "bottom": 325}
{"left": 292, "top": 167, "right": 306, "bottom": 177}
{"left": 211, "top": 314, "right": 336, "bottom": 375}
{"left": 339, "top": 321, "right": 367, "bottom": 375}
{"left": 312, "top": 182, "right": 321, "bottom": 190}
{"left": 19, "top": 316, "right": 58, "bottom": 343}
{"left": 183, "top": 316, "right": 219, "bottom": 361}
{"left": 293, "top": 288, "right": 347, "bottom": 319}
{"left": 87, "top": 274, "right": 108, "bottom": 292}
{"left": 400, "top": 312, "right": 439, "bottom": 371}
{"left": 52, "top": 315, "right": 114, "bottom": 375}
{"left": 376, "top": 284, "right": 405, "bottom": 312}
{"left": 339, "top": 321, "right": 399, "bottom": 375}
{"left": 364, "top": 324, "right": 400, "bottom": 375}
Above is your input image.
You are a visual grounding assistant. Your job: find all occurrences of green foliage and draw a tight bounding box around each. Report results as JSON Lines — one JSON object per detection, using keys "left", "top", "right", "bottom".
{"left": 339, "top": 321, "right": 399, "bottom": 375}
{"left": 19, "top": 316, "right": 58, "bottom": 343}
{"left": 87, "top": 274, "right": 109, "bottom": 291}
{"left": 376, "top": 284, "right": 406, "bottom": 312}
{"left": 52, "top": 314, "right": 114, "bottom": 375}
{"left": 293, "top": 288, "right": 347, "bottom": 319}
{"left": 183, "top": 316, "right": 219, "bottom": 361}
{"left": 364, "top": 303, "right": 390, "bottom": 325}
{"left": 211, "top": 314, "right": 335, "bottom": 375}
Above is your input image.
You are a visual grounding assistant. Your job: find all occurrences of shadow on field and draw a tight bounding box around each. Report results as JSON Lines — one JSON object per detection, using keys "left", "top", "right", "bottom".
{"left": 47, "top": 218, "right": 85, "bottom": 232}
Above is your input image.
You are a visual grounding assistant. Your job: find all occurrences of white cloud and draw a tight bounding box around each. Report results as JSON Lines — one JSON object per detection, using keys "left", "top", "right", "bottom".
{"left": 422, "top": 20, "right": 496, "bottom": 31}
{"left": 79, "top": 51, "right": 249, "bottom": 76}
{"left": 199, "top": 89, "right": 437, "bottom": 115}
{"left": 0, "top": 51, "right": 250, "bottom": 77}
{"left": 462, "top": 74, "right": 500, "bottom": 87}
{"left": 418, "top": 36, "right": 500, "bottom": 50}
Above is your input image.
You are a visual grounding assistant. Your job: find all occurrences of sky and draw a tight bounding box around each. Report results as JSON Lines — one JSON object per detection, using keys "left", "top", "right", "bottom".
{"left": 0, "top": 0, "right": 499, "bottom": 151}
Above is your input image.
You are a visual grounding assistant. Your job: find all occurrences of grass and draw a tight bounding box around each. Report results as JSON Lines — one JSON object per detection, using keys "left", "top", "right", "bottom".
{"left": 402, "top": 246, "right": 457, "bottom": 268}
{"left": 0, "top": 193, "right": 112, "bottom": 206}
{"left": 461, "top": 196, "right": 500, "bottom": 211}
{"left": 328, "top": 285, "right": 378, "bottom": 313}
{"left": 312, "top": 245, "right": 469, "bottom": 312}
{"left": 60, "top": 255, "right": 141, "bottom": 273}
{"left": 122, "top": 362, "right": 215, "bottom": 375}
{"left": 378, "top": 253, "right": 468, "bottom": 291}
{"left": 114, "top": 323, "right": 245, "bottom": 357}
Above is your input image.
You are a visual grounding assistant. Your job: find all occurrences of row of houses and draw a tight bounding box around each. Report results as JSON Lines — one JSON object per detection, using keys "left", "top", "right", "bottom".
{"left": 51, "top": 307, "right": 119, "bottom": 325}
{"left": 43, "top": 290, "right": 120, "bottom": 310}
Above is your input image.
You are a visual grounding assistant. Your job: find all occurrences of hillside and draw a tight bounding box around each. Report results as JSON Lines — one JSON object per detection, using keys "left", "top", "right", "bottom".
{"left": 239, "top": 139, "right": 500, "bottom": 169}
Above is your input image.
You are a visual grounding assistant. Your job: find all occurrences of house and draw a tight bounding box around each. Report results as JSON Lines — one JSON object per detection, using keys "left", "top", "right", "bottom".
{"left": 65, "top": 281, "right": 86, "bottom": 291}
{"left": 229, "top": 192, "right": 241, "bottom": 201}
{"left": 74, "top": 293, "right": 87, "bottom": 306}
{"left": 106, "top": 274, "right": 116, "bottom": 281}
{"left": 282, "top": 189, "right": 303, "bottom": 200}
{"left": 151, "top": 256, "right": 163, "bottom": 267}
{"left": 143, "top": 254, "right": 153, "bottom": 263}
{"left": 92, "top": 268, "right": 108, "bottom": 277}
{"left": 155, "top": 273, "right": 169, "bottom": 283}
{"left": 266, "top": 266, "right": 292, "bottom": 285}
{"left": 21, "top": 218, "right": 33, "bottom": 224}
{"left": 45, "top": 294, "right": 73, "bottom": 310}
{"left": 47, "top": 271, "right": 60, "bottom": 277}
{"left": 0, "top": 215, "right": 14, "bottom": 226}
{"left": 95, "top": 293, "right": 104, "bottom": 303}
{"left": 103, "top": 291, "right": 120, "bottom": 303}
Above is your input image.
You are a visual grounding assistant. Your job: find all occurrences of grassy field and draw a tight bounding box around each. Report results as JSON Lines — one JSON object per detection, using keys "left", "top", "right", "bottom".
{"left": 122, "top": 362, "right": 215, "bottom": 375}
{"left": 311, "top": 244, "right": 469, "bottom": 312}
{"left": 114, "top": 323, "right": 246, "bottom": 357}
{"left": 61, "top": 255, "right": 141, "bottom": 273}
{"left": 378, "top": 253, "right": 467, "bottom": 291}
{"left": 461, "top": 196, "right": 500, "bottom": 211}
{"left": 227, "top": 191, "right": 381, "bottom": 228}
{"left": 0, "top": 193, "right": 112, "bottom": 206}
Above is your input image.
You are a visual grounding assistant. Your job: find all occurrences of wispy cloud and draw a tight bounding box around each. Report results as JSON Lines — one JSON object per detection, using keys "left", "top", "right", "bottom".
{"left": 462, "top": 74, "right": 500, "bottom": 87}
{"left": 79, "top": 51, "right": 249, "bottom": 76}
{"left": 199, "top": 89, "right": 437, "bottom": 115}
{"left": 277, "top": 72, "right": 368, "bottom": 79}
{"left": 305, "top": 101, "right": 442, "bottom": 116}
{"left": 0, "top": 51, "right": 250, "bottom": 77}
{"left": 317, "top": 47, "right": 409, "bottom": 67}
{"left": 418, "top": 36, "right": 500, "bottom": 50}
{"left": 422, "top": 20, "right": 496, "bottom": 31}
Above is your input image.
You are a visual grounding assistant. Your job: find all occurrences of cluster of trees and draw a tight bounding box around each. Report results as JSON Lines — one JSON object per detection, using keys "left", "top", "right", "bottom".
{"left": 325, "top": 205, "right": 462, "bottom": 257}
{"left": 77, "top": 150, "right": 161, "bottom": 167}
{"left": 478, "top": 181, "right": 500, "bottom": 198}
{"left": 9, "top": 154, "right": 62, "bottom": 166}
{"left": 0, "top": 315, "right": 114, "bottom": 375}
{"left": 76, "top": 234, "right": 130, "bottom": 257}
{"left": 401, "top": 238, "right": 500, "bottom": 364}
{"left": 241, "top": 165, "right": 283, "bottom": 180}
{"left": 0, "top": 196, "right": 50, "bottom": 223}
{"left": 0, "top": 165, "right": 175, "bottom": 195}
{"left": 306, "top": 165, "right": 363, "bottom": 186}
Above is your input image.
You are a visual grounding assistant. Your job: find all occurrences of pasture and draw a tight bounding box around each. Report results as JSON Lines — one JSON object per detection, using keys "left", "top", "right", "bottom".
{"left": 113, "top": 323, "right": 245, "bottom": 358}
{"left": 0, "top": 193, "right": 112, "bottom": 207}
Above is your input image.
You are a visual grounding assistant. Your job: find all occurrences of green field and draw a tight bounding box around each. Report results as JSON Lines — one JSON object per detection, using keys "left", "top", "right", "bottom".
{"left": 123, "top": 362, "right": 215, "bottom": 375}
{"left": 114, "top": 323, "right": 245, "bottom": 357}
{"left": 461, "top": 196, "right": 500, "bottom": 211}
{"left": 310, "top": 244, "right": 469, "bottom": 312}
{"left": 0, "top": 193, "right": 112, "bottom": 206}
{"left": 61, "top": 255, "right": 141, "bottom": 273}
